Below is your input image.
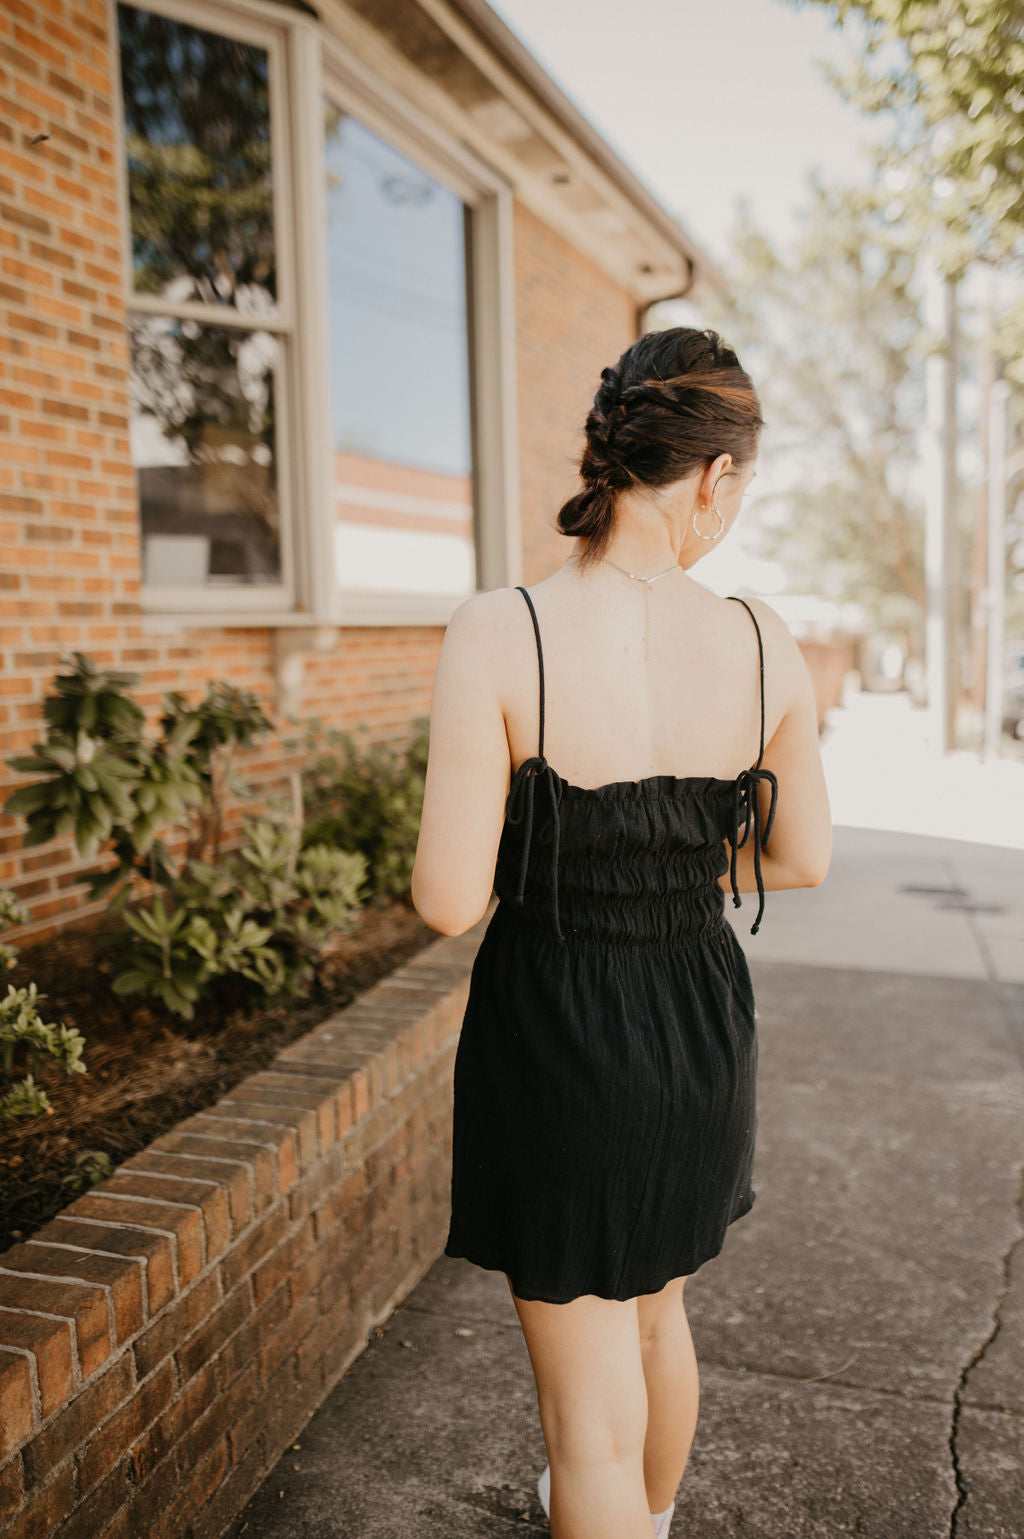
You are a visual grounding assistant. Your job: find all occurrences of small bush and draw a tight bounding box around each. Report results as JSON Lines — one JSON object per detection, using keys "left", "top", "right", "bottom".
{"left": 111, "top": 818, "right": 369, "bottom": 1020}
{"left": 296, "top": 718, "right": 428, "bottom": 901}
{"left": 2, "top": 654, "right": 273, "bottom": 912}
{"left": 0, "top": 889, "right": 90, "bottom": 1126}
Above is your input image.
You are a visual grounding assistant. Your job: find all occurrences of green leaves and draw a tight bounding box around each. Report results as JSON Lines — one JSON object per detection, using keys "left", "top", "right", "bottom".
{"left": 0, "top": 945, "right": 89, "bottom": 1125}
{"left": 109, "top": 819, "right": 368, "bottom": 1020}
{"left": 299, "top": 718, "right": 429, "bottom": 902}
{"left": 785, "top": 0, "right": 1024, "bottom": 269}
{"left": 3, "top": 656, "right": 272, "bottom": 906}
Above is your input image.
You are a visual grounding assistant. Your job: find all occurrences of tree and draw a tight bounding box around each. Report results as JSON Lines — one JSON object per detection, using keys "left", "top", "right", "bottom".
{"left": 785, "top": 0, "right": 1024, "bottom": 274}
{"left": 783, "top": 0, "right": 1024, "bottom": 646}
{"left": 702, "top": 177, "right": 937, "bottom": 651}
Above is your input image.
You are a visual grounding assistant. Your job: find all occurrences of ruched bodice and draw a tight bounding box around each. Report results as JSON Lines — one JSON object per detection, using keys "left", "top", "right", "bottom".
{"left": 495, "top": 587, "right": 778, "bottom": 943}
{"left": 443, "top": 582, "right": 776, "bottom": 1304}
{"left": 499, "top": 767, "right": 741, "bottom": 945}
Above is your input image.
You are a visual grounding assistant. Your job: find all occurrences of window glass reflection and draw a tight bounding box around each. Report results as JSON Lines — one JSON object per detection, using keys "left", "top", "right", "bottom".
{"left": 129, "top": 316, "right": 282, "bottom": 587}
{"left": 117, "top": 5, "right": 276, "bottom": 311}
{"left": 323, "top": 106, "right": 475, "bottom": 595}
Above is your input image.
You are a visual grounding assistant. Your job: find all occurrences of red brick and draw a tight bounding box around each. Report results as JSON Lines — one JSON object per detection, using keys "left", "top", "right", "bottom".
{"left": 21, "top": 1351, "right": 132, "bottom": 1490}
{"left": 1, "top": 1459, "right": 76, "bottom": 1539}
{"left": 41, "top": 1217, "right": 177, "bottom": 1315}
{"left": 74, "top": 1357, "right": 175, "bottom": 1494}
{"left": 123, "top": 1149, "right": 253, "bottom": 1237}
{"left": 90, "top": 1171, "right": 230, "bottom": 1267}
{"left": 0, "top": 1272, "right": 110, "bottom": 1379}
{"left": 4, "top": 1241, "right": 143, "bottom": 1343}
{"left": 131, "top": 1270, "right": 220, "bottom": 1382}
{"left": 59, "top": 1193, "right": 204, "bottom": 1289}
{"left": 0, "top": 1348, "right": 35, "bottom": 1458}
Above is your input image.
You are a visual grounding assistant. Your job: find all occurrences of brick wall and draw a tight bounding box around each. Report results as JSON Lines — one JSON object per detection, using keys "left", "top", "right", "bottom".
{"left": 0, "top": 0, "right": 641, "bottom": 942}
{"left": 0, "top": 915, "right": 485, "bottom": 1539}
{"left": 513, "top": 201, "right": 639, "bottom": 583}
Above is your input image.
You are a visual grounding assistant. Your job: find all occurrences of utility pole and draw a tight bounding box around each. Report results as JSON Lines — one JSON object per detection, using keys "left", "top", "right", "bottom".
{"left": 983, "top": 378, "right": 1009, "bottom": 761}
{"left": 968, "top": 266, "right": 998, "bottom": 730}
{"left": 923, "top": 256, "right": 960, "bottom": 755}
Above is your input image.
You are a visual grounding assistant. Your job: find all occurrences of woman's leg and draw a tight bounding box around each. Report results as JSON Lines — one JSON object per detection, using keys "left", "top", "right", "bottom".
{"left": 636, "top": 1274, "right": 699, "bottom": 1514}
{"left": 506, "top": 1276, "right": 654, "bottom": 1539}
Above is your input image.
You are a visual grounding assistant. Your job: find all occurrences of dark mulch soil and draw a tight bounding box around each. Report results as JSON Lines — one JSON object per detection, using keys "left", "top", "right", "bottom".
{"left": 0, "top": 898, "right": 438, "bottom": 1254}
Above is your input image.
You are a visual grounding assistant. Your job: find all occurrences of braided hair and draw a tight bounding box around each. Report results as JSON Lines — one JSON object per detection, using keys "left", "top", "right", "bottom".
{"left": 557, "top": 327, "right": 764, "bottom": 572}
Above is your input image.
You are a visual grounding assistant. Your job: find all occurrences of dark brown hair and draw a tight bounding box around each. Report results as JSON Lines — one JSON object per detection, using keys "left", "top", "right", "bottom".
{"left": 557, "top": 326, "right": 764, "bottom": 572}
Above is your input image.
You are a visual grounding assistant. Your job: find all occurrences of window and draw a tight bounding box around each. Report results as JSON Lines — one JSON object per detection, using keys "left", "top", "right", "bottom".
{"left": 322, "top": 105, "right": 477, "bottom": 599}
{"left": 115, "top": 0, "right": 519, "bottom": 623}
{"left": 116, "top": 2, "right": 295, "bottom": 611}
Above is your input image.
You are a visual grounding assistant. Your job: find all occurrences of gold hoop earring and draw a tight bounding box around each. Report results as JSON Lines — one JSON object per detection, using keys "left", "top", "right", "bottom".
{"left": 691, "top": 500, "right": 724, "bottom": 541}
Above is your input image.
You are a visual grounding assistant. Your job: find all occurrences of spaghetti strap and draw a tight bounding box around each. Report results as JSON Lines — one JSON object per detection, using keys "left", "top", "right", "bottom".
{"left": 725, "top": 594, "right": 777, "bottom": 934}
{"left": 515, "top": 585, "right": 545, "bottom": 760}
{"left": 726, "top": 595, "right": 766, "bottom": 769}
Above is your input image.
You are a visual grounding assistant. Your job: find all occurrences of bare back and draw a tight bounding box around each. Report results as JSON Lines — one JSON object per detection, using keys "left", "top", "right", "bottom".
{"left": 411, "top": 562, "right": 830, "bottom": 940}
{"left": 499, "top": 567, "right": 782, "bottom": 789}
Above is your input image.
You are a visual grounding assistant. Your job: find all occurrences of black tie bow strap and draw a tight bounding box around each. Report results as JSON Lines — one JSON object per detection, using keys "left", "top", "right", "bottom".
{"left": 728, "top": 765, "right": 779, "bottom": 935}
{"left": 505, "top": 756, "right": 566, "bottom": 942}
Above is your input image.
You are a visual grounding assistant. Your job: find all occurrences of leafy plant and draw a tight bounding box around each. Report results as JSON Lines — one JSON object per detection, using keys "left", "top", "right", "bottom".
{"left": 295, "top": 717, "right": 429, "bottom": 901}
{"left": 3, "top": 654, "right": 272, "bottom": 911}
{"left": 0, "top": 890, "right": 90, "bottom": 1125}
{"left": 162, "top": 683, "right": 273, "bottom": 861}
{"left": 111, "top": 820, "right": 368, "bottom": 1020}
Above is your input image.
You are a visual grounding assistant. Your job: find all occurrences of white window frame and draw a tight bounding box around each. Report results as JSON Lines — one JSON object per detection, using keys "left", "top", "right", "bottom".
{"left": 109, "top": 0, "right": 521, "bottom": 628}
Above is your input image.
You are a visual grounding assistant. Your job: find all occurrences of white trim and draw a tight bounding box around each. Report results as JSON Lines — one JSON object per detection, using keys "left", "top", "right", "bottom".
{"left": 289, "top": 24, "right": 339, "bottom": 621}
{"left": 140, "top": 582, "right": 294, "bottom": 613}
{"left": 467, "top": 182, "right": 521, "bottom": 591}
{"left": 125, "top": 294, "right": 292, "bottom": 331}
{"left": 319, "top": 23, "right": 510, "bottom": 207}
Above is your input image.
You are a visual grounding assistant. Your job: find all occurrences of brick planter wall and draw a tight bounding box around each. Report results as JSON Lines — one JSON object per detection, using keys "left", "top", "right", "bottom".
{"left": 0, "top": 913, "right": 487, "bottom": 1539}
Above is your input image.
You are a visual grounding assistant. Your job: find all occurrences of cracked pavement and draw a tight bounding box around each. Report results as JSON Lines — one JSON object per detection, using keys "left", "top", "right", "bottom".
{"left": 228, "top": 816, "right": 1024, "bottom": 1539}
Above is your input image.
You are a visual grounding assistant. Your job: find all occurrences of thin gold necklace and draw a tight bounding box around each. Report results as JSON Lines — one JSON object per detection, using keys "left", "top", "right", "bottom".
{"left": 570, "top": 553, "right": 680, "bottom": 662}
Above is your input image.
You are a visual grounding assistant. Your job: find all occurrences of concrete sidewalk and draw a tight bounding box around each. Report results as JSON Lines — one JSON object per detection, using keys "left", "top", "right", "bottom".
{"left": 226, "top": 821, "right": 1024, "bottom": 1539}
{"left": 228, "top": 700, "right": 1024, "bottom": 1538}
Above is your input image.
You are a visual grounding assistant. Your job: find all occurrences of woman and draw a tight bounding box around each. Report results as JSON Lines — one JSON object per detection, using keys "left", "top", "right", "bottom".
{"left": 411, "top": 326, "right": 832, "bottom": 1539}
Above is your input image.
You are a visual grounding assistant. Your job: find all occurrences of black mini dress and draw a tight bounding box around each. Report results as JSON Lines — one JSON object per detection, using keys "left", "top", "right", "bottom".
{"left": 443, "top": 584, "right": 778, "bottom": 1303}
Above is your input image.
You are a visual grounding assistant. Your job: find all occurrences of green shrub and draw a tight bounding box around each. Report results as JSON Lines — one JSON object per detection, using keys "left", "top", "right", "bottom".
{"left": 0, "top": 889, "right": 90, "bottom": 1125}
{"left": 296, "top": 717, "right": 428, "bottom": 901}
{"left": 2, "top": 658, "right": 395, "bottom": 1023}
{"left": 111, "top": 819, "right": 369, "bottom": 1020}
{"left": 3, "top": 654, "right": 273, "bottom": 912}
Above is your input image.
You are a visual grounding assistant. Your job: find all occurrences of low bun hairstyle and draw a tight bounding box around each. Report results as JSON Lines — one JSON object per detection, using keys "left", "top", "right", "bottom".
{"left": 557, "top": 327, "right": 764, "bottom": 573}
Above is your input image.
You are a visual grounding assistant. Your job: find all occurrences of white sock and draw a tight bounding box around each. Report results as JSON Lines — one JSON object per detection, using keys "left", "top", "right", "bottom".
{"left": 538, "top": 1465, "right": 674, "bottom": 1535}
{"left": 651, "top": 1500, "right": 675, "bottom": 1538}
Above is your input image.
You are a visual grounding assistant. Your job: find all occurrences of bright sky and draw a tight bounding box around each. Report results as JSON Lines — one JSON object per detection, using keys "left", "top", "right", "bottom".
{"left": 488, "top": 0, "right": 889, "bottom": 607}
{"left": 488, "top": 0, "right": 884, "bottom": 263}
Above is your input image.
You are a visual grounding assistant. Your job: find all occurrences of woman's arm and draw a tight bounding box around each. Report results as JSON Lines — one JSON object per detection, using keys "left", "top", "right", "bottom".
{"left": 719, "top": 597, "right": 833, "bottom": 898}
{"left": 411, "top": 589, "right": 514, "bottom": 937}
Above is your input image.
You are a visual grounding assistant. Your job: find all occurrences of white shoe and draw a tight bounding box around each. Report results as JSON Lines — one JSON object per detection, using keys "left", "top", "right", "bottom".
{"left": 537, "top": 1463, "right": 673, "bottom": 1535}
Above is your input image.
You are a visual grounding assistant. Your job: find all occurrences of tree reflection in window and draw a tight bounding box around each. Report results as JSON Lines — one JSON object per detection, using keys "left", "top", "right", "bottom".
{"left": 119, "top": 4, "right": 275, "bottom": 308}
{"left": 128, "top": 316, "right": 280, "bottom": 587}
{"left": 117, "top": 4, "right": 283, "bottom": 592}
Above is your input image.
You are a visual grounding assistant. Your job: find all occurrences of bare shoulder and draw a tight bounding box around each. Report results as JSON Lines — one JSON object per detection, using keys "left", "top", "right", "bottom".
{"left": 442, "top": 585, "right": 527, "bottom": 659}
{"left": 438, "top": 586, "right": 531, "bottom": 700}
{"left": 729, "top": 595, "right": 813, "bottom": 713}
